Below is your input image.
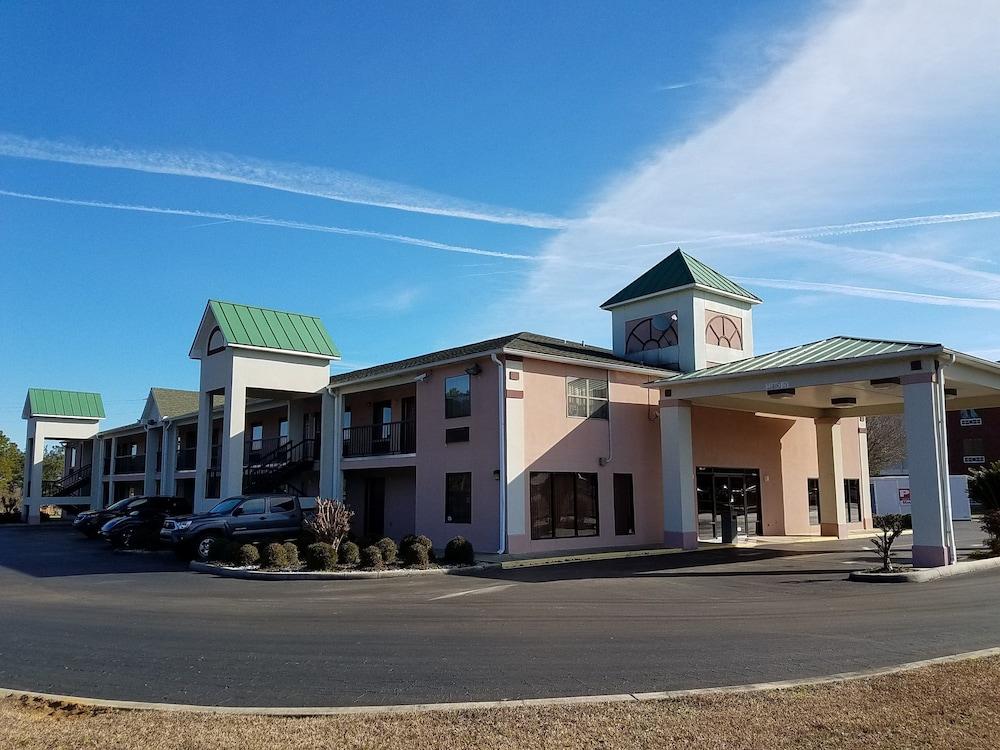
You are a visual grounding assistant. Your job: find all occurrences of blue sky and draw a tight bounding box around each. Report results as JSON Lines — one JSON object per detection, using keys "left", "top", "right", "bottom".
{"left": 2, "top": 0, "right": 999, "bottom": 445}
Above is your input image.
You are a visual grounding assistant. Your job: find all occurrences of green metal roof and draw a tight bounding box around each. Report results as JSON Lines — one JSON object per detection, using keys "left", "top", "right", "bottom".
{"left": 26, "top": 388, "right": 105, "bottom": 418}
{"left": 602, "top": 249, "right": 762, "bottom": 308}
{"left": 665, "top": 336, "right": 939, "bottom": 382}
{"left": 209, "top": 300, "right": 340, "bottom": 358}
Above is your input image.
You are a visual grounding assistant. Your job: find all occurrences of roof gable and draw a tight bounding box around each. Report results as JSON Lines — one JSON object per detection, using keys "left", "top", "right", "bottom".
{"left": 24, "top": 388, "right": 105, "bottom": 419}
{"left": 148, "top": 388, "right": 203, "bottom": 420}
{"left": 663, "top": 336, "right": 939, "bottom": 382}
{"left": 602, "top": 249, "right": 761, "bottom": 309}
{"left": 190, "top": 300, "right": 340, "bottom": 359}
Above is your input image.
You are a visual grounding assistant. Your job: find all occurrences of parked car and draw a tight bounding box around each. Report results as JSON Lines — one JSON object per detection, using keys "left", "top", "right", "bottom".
{"left": 99, "top": 496, "right": 193, "bottom": 549}
{"left": 160, "top": 494, "right": 316, "bottom": 560}
{"left": 72, "top": 496, "right": 174, "bottom": 538}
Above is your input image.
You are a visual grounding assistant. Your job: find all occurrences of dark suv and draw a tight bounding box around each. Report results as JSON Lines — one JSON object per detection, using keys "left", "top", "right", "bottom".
{"left": 99, "top": 496, "right": 193, "bottom": 549}
{"left": 160, "top": 494, "right": 315, "bottom": 560}
{"left": 73, "top": 496, "right": 174, "bottom": 538}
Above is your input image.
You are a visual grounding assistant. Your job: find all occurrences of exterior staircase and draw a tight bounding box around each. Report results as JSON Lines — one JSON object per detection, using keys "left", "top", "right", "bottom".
{"left": 242, "top": 439, "right": 317, "bottom": 494}
{"left": 42, "top": 464, "right": 92, "bottom": 497}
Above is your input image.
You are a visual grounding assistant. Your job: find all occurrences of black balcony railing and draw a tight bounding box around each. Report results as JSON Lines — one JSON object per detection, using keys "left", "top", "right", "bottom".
{"left": 175, "top": 447, "right": 197, "bottom": 471}
{"left": 343, "top": 421, "right": 415, "bottom": 458}
{"left": 113, "top": 454, "right": 145, "bottom": 474}
{"left": 244, "top": 436, "right": 290, "bottom": 467}
{"left": 42, "top": 463, "right": 92, "bottom": 497}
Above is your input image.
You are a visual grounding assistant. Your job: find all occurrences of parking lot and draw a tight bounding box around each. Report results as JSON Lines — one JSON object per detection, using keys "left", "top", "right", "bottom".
{"left": 0, "top": 521, "right": 998, "bottom": 708}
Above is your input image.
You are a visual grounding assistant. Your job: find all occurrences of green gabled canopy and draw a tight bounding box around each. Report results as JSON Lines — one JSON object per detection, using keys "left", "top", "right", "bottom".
{"left": 208, "top": 300, "right": 340, "bottom": 358}
{"left": 664, "top": 336, "right": 938, "bottom": 382}
{"left": 25, "top": 388, "right": 105, "bottom": 419}
{"left": 601, "top": 249, "right": 761, "bottom": 309}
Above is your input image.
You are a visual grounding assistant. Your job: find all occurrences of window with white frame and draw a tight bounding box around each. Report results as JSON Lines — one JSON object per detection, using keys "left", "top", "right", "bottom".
{"left": 567, "top": 377, "right": 609, "bottom": 420}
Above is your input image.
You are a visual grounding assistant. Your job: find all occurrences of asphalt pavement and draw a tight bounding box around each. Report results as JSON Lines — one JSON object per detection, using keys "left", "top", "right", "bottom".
{"left": 0, "top": 522, "right": 997, "bottom": 707}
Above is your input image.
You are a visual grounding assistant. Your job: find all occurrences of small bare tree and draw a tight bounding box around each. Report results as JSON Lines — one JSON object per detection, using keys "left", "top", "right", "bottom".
{"left": 866, "top": 415, "right": 906, "bottom": 476}
{"left": 303, "top": 498, "right": 354, "bottom": 554}
{"left": 871, "top": 513, "right": 908, "bottom": 572}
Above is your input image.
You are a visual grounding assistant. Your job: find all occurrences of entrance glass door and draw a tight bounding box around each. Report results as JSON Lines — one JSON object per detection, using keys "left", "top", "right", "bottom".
{"left": 696, "top": 467, "right": 763, "bottom": 541}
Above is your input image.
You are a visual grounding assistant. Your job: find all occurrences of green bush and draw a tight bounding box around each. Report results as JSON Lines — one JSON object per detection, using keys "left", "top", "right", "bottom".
{"left": 261, "top": 542, "right": 291, "bottom": 570}
{"left": 360, "top": 545, "right": 384, "bottom": 570}
{"left": 403, "top": 540, "right": 430, "bottom": 568}
{"left": 282, "top": 542, "right": 300, "bottom": 569}
{"left": 376, "top": 537, "right": 398, "bottom": 566}
{"left": 305, "top": 542, "right": 337, "bottom": 570}
{"left": 981, "top": 510, "right": 1000, "bottom": 556}
{"left": 444, "top": 536, "right": 475, "bottom": 565}
{"left": 969, "top": 461, "right": 1000, "bottom": 512}
{"left": 236, "top": 544, "right": 260, "bottom": 567}
{"left": 339, "top": 540, "right": 360, "bottom": 566}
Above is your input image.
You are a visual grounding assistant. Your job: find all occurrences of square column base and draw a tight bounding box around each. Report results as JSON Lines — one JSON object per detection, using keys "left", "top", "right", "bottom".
{"left": 820, "top": 522, "right": 851, "bottom": 540}
{"left": 912, "top": 544, "right": 950, "bottom": 568}
{"left": 664, "top": 530, "right": 699, "bottom": 550}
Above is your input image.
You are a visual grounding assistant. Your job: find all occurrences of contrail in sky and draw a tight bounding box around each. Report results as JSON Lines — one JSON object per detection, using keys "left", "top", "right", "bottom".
{"left": 0, "top": 189, "right": 536, "bottom": 260}
{"left": 736, "top": 276, "right": 1000, "bottom": 311}
{"left": 0, "top": 132, "right": 569, "bottom": 230}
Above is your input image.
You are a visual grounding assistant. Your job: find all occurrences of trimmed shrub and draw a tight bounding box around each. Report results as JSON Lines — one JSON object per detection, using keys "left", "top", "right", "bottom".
{"left": 340, "top": 540, "right": 360, "bottom": 566}
{"left": 376, "top": 537, "right": 398, "bottom": 566}
{"left": 403, "top": 540, "right": 430, "bottom": 568}
{"left": 305, "top": 542, "right": 337, "bottom": 570}
{"left": 261, "top": 542, "right": 291, "bottom": 570}
{"left": 236, "top": 544, "right": 260, "bottom": 567}
{"left": 444, "top": 536, "right": 475, "bottom": 566}
{"left": 982, "top": 510, "right": 1000, "bottom": 556}
{"left": 282, "top": 542, "right": 300, "bottom": 569}
{"left": 360, "top": 545, "right": 384, "bottom": 570}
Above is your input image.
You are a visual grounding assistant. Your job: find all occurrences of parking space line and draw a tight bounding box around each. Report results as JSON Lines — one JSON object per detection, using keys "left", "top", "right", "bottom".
{"left": 429, "top": 584, "right": 515, "bottom": 601}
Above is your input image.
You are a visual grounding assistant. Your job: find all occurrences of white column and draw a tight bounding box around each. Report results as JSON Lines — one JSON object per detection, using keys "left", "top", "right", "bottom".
{"left": 659, "top": 398, "right": 698, "bottom": 550}
{"left": 108, "top": 436, "right": 118, "bottom": 506}
{"left": 857, "top": 417, "right": 873, "bottom": 529}
{"left": 160, "top": 422, "right": 176, "bottom": 497}
{"left": 220, "top": 379, "right": 247, "bottom": 499}
{"left": 143, "top": 427, "right": 158, "bottom": 496}
{"left": 23, "top": 424, "right": 42, "bottom": 524}
{"left": 505, "top": 360, "right": 527, "bottom": 545}
{"left": 319, "top": 389, "right": 342, "bottom": 499}
{"left": 287, "top": 399, "right": 306, "bottom": 444}
{"left": 89, "top": 437, "right": 104, "bottom": 510}
{"left": 816, "top": 417, "right": 848, "bottom": 539}
{"left": 193, "top": 391, "right": 214, "bottom": 509}
{"left": 903, "top": 373, "right": 951, "bottom": 567}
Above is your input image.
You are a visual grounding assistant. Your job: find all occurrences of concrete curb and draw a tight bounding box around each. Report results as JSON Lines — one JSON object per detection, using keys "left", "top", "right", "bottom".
{"left": 849, "top": 555, "right": 1000, "bottom": 583}
{"left": 3, "top": 646, "right": 998, "bottom": 716}
{"left": 189, "top": 561, "right": 492, "bottom": 580}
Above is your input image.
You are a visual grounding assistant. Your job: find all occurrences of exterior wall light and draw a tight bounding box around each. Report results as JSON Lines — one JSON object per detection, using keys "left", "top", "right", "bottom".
{"left": 767, "top": 388, "right": 795, "bottom": 398}
{"left": 869, "top": 377, "right": 900, "bottom": 389}
{"left": 493, "top": 469, "right": 501, "bottom": 480}
{"left": 831, "top": 397, "right": 857, "bottom": 408}
{"left": 945, "top": 387, "right": 958, "bottom": 398}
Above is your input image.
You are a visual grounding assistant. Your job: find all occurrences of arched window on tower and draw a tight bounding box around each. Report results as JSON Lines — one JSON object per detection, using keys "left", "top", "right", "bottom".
{"left": 207, "top": 326, "right": 226, "bottom": 355}
{"left": 705, "top": 314, "right": 743, "bottom": 350}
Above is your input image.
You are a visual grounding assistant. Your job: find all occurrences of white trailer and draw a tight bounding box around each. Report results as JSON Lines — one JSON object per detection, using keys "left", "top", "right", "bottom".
{"left": 871, "top": 475, "right": 972, "bottom": 520}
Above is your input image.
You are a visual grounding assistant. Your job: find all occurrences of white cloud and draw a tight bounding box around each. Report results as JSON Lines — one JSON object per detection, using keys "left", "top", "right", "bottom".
{"left": 0, "top": 132, "right": 568, "bottom": 230}
{"left": 736, "top": 277, "right": 1000, "bottom": 311}
{"left": 504, "top": 0, "right": 1000, "bottom": 341}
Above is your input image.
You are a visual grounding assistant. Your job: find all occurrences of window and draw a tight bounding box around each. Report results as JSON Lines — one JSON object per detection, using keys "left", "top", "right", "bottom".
{"left": 960, "top": 409, "right": 982, "bottom": 427}
{"left": 207, "top": 326, "right": 226, "bottom": 354}
{"left": 843, "top": 479, "right": 861, "bottom": 523}
{"left": 279, "top": 419, "right": 289, "bottom": 445}
{"left": 567, "top": 377, "right": 609, "bottom": 420}
{"left": 625, "top": 313, "right": 678, "bottom": 354}
{"left": 269, "top": 497, "right": 295, "bottom": 513}
{"left": 529, "top": 472, "right": 599, "bottom": 539}
{"left": 445, "top": 374, "right": 471, "bottom": 418}
{"left": 445, "top": 426, "right": 470, "bottom": 444}
{"left": 239, "top": 497, "right": 266, "bottom": 515}
{"left": 705, "top": 314, "right": 743, "bottom": 349}
{"left": 808, "top": 478, "right": 821, "bottom": 525}
{"left": 613, "top": 474, "right": 635, "bottom": 535}
{"left": 445, "top": 472, "right": 472, "bottom": 523}
{"left": 963, "top": 437, "right": 986, "bottom": 464}
{"left": 250, "top": 423, "right": 263, "bottom": 451}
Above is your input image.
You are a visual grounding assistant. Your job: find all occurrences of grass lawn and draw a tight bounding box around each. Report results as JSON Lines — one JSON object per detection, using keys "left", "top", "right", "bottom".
{"left": 3, "top": 655, "right": 999, "bottom": 749}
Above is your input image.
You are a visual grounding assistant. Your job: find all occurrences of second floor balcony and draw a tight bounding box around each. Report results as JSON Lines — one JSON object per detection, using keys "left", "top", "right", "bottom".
{"left": 343, "top": 421, "right": 415, "bottom": 458}
{"left": 112, "top": 453, "right": 145, "bottom": 474}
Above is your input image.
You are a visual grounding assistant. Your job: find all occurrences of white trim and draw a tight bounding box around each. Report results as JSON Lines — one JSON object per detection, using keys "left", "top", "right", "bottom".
{"left": 601, "top": 282, "right": 761, "bottom": 311}
{"left": 503, "top": 348, "right": 672, "bottom": 378}
{"left": 228, "top": 343, "right": 339, "bottom": 361}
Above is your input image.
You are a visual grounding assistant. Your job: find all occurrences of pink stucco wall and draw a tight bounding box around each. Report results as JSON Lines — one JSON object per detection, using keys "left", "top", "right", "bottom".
{"left": 507, "top": 359, "right": 663, "bottom": 555}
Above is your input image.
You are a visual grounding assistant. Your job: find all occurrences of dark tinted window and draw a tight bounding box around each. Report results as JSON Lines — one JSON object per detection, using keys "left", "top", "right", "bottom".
{"left": 613, "top": 474, "right": 635, "bottom": 535}
{"left": 808, "top": 478, "right": 820, "bottom": 525}
{"left": 843, "top": 479, "right": 861, "bottom": 523}
{"left": 445, "top": 473, "right": 472, "bottom": 523}
{"left": 530, "top": 472, "right": 599, "bottom": 539}
{"left": 445, "top": 374, "right": 471, "bottom": 418}
{"left": 239, "top": 498, "right": 266, "bottom": 515}
{"left": 270, "top": 497, "right": 296, "bottom": 513}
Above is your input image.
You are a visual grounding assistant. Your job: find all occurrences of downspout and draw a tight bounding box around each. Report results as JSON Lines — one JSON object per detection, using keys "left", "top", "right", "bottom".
{"left": 600, "top": 368, "right": 613, "bottom": 466}
{"left": 491, "top": 353, "right": 507, "bottom": 555}
{"left": 935, "top": 354, "right": 957, "bottom": 563}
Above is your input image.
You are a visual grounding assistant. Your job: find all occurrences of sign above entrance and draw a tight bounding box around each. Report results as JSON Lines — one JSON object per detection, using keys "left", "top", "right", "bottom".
{"left": 764, "top": 380, "right": 792, "bottom": 391}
